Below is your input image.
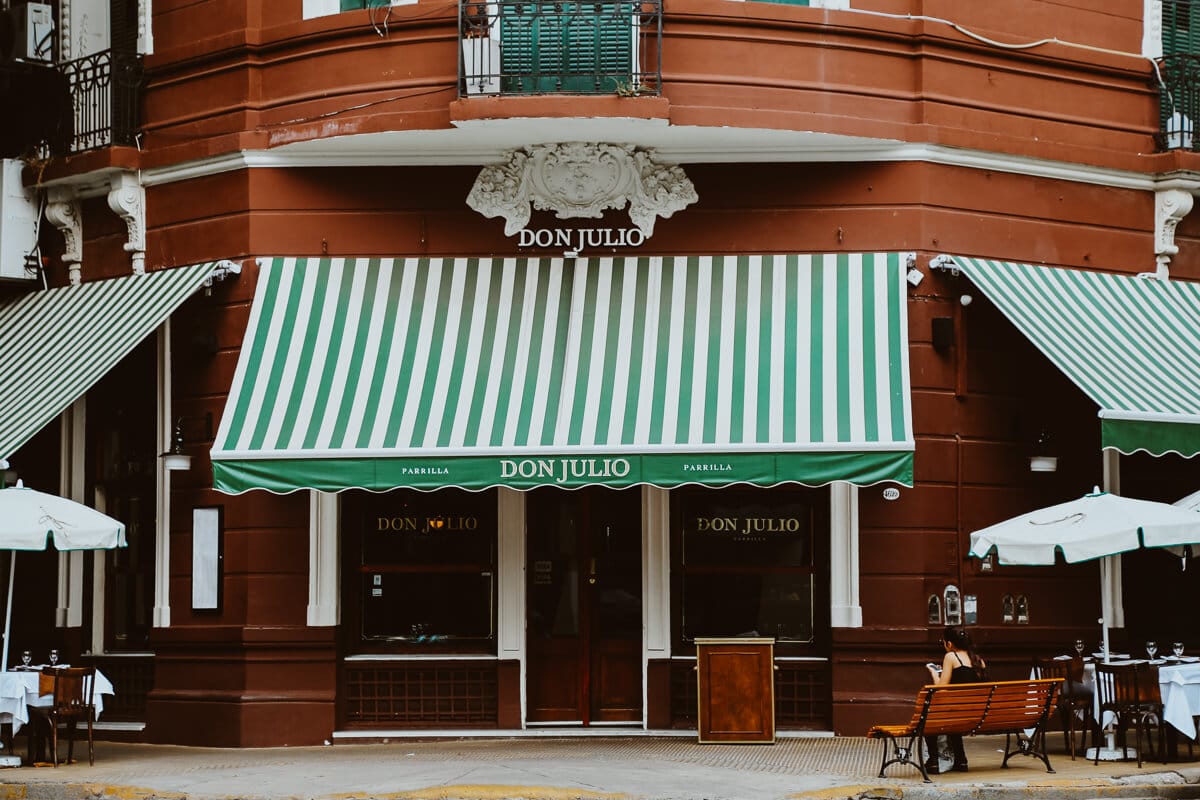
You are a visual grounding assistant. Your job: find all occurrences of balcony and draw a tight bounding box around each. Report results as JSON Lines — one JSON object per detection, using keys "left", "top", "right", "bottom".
{"left": 458, "top": 0, "right": 661, "bottom": 98}
{"left": 1160, "top": 54, "right": 1200, "bottom": 151}
{"left": 59, "top": 49, "right": 144, "bottom": 154}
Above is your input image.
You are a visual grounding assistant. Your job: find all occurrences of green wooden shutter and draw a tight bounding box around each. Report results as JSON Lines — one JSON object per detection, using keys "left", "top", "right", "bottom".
{"left": 501, "top": 2, "right": 632, "bottom": 93}
{"left": 1164, "top": 0, "right": 1200, "bottom": 56}
{"left": 341, "top": 0, "right": 392, "bottom": 10}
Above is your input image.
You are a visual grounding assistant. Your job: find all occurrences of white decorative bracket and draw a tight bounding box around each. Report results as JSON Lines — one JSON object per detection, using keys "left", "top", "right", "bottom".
{"left": 466, "top": 143, "right": 698, "bottom": 238}
{"left": 44, "top": 187, "right": 83, "bottom": 285}
{"left": 1154, "top": 188, "right": 1194, "bottom": 279}
{"left": 107, "top": 171, "right": 146, "bottom": 275}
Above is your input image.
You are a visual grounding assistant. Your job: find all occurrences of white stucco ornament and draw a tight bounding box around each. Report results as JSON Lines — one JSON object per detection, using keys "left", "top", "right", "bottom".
{"left": 467, "top": 143, "right": 698, "bottom": 237}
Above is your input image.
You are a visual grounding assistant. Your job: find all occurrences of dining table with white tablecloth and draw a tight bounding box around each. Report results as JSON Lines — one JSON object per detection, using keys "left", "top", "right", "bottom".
{"left": 0, "top": 668, "right": 115, "bottom": 733}
{"left": 1074, "top": 657, "right": 1200, "bottom": 741}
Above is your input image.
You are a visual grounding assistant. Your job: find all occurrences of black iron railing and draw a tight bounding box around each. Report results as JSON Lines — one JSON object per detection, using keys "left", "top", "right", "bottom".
{"left": 458, "top": 0, "right": 662, "bottom": 97}
{"left": 59, "top": 49, "right": 144, "bottom": 154}
{"left": 1158, "top": 54, "right": 1200, "bottom": 151}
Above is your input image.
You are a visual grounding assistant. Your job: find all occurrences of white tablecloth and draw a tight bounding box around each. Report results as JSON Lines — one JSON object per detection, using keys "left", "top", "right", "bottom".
{"left": 1159, "top": 662, "right": 1200, "bottom": 741}
{"left": 1081, "top": 660, "right": 1200, "bottom": 740}
{"left": 0, "top": 669, "right": 115, "bottom": 733}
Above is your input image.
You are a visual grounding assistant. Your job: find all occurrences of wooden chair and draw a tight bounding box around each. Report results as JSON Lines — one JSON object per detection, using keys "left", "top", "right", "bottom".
{"left": 28, "top": 666, "right": 96, "bottom": 766}
{"left": 1033, "top": 657, "right": 1095, "bottom": 759}
{"left": 1094, "top": 662, "right": 1162, "bottom": 767}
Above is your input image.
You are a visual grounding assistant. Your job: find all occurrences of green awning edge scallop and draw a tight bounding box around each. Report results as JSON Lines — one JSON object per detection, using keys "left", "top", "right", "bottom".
{"left": 1102, "top": 418, "right": 1200, "bottom": 458}
{"left": 212, "top": 449, "right": 914, "bottom": 494}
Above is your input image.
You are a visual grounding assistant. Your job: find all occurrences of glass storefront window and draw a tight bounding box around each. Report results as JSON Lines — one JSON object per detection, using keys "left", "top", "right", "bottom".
{"left": 677, "top": 489, "right": 816, "bottom": 645}
{"left": 350, "top": 488, "right": 497, "bottom": 648}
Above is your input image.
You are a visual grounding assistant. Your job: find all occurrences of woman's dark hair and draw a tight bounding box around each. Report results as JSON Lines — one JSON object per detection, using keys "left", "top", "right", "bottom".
{"left": 943, "top": 626, "right": 973, "bottom": 651}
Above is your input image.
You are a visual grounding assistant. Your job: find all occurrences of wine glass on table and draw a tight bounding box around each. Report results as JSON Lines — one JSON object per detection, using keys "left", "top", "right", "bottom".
{"left": 1146, "top": 640, "right": 1158, "bottom": 661}
{"left": 20, "top": 650, "right": 31, "bottom": 670}
{"left": 47, "top": 649, "right": 58, "bottom": 668}
{"left": 1074, "top": 639, "right": 1085, "bottom": 657}
{"left": 1173, "top": 642, "right": 1185, "bottom": 658}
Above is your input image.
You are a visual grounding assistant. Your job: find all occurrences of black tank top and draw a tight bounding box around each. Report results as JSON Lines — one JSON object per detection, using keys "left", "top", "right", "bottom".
{"left": 948, "top": 651, "right": 981, "bottom": 684}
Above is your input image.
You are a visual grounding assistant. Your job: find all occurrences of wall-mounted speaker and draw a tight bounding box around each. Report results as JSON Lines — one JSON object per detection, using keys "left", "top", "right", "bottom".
{"left": 932, "top": 316, "right": 955, "bottom": 353}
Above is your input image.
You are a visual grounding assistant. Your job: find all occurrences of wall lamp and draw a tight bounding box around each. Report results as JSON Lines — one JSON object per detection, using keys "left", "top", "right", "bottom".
{"left": 1029, "top": 430, "right": 1058, "bottom": 473}
{"left": 161, "top": 413, "right": 213, "bottom": 472}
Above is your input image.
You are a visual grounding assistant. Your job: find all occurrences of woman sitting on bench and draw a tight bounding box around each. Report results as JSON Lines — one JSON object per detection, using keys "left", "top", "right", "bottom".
{"left": 924, "top": 626, "right": 987, "bottom": 774}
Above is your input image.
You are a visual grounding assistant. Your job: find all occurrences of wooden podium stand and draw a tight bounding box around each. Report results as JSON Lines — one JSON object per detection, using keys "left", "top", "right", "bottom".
{"left": 695, "top": 637, "right": 775, "bottom": 744}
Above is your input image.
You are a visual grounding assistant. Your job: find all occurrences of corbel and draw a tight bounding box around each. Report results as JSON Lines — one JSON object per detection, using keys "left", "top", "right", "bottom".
{"left": 107, "top": 171, "right": 146, "bottom": 275}
{"left": 1154, "top": 188, "right": 1194, "bottom": 279}
{"left": 44, "top": 187, "right": 83, "bottom": 285}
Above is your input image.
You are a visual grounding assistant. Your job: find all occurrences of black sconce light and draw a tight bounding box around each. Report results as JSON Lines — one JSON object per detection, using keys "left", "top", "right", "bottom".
{"left": 160, "top": 413, "right": 213, "bottom": 473}
{"left": 1029, "top": 430, "right": 1057, "bottom": 473}
{"left": 931, "top": 316, "right": 955, "bottom": 353}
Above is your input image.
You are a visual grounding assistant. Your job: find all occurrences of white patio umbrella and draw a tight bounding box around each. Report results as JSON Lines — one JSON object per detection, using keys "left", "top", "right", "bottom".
{"left": 969, "top": 489, "right": 1200, "bottom": 761}
{"left": 0, "top": 482, "right": 126, "bottom": 672}
{"left": 968, "top": 489, "right": 1200, "bottom": 660}
{"left": 1175, "top": 489, "right": 1200, "bottom": 513}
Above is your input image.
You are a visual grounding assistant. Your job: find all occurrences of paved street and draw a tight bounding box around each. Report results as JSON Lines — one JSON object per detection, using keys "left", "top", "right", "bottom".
{"left": 2, "top": 734, "right": 1200, "bottom": 800}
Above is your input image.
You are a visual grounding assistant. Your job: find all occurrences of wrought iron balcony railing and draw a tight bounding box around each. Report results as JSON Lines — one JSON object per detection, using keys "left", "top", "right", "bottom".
{"left": 1158, "top": 53, "right": 1200, "bottom": 151}
{"left": 458, "top": 0, "right": 662, "bottom": 97}
{"left": 59, "top": 49, "right": 144, "bottom": 154}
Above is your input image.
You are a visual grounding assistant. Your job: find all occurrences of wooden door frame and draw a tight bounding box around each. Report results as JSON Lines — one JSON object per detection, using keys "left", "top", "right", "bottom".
{"left": 524, "top": 487, "right": 643, "bottom": 725}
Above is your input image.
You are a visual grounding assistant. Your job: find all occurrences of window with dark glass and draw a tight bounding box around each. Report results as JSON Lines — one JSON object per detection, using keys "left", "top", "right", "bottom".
{"left": 351, "top": 489, "right": 497, "bottom": 650}
{"left": 675, "top": 489, "right": 817, "bottom": 646}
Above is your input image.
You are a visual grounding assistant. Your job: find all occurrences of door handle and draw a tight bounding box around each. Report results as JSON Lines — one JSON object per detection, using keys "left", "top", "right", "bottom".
{"left": 588, "top": 557, "right": 597, "bottom": 585}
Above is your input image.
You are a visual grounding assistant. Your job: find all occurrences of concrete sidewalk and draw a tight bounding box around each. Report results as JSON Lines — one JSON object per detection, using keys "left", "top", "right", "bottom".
{"left": 1, "top": 734, "right": 1199, "bottom": 800}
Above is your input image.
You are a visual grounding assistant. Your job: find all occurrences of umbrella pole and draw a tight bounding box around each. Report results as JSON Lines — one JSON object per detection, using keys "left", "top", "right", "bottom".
{"left": 1087, "top": 555, "right": 1131, "bottom": 762}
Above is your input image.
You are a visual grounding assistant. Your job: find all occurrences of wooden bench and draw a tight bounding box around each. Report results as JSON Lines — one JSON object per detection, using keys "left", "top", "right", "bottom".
{"left": 867, "top": 678, "right": 1060, "bottom": 782}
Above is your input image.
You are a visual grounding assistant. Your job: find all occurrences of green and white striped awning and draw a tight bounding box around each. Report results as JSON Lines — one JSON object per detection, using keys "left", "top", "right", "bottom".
{"left": 212, "top": 254, "right": 914, "bottom": 493}
{"left": 948, "top": 256, "right": 1200, "bottom": 457}
{"left": 0, "top": 263, "right": 219, "bottom": 462}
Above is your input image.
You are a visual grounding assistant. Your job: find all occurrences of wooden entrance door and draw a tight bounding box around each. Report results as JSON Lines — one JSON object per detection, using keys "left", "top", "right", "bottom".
{"left": 526, "top": 486, "right": 642, "bottom": 724}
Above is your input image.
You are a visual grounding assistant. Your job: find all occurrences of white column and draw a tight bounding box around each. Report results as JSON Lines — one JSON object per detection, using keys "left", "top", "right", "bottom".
{"left": 829, "top": 482, "right": 862, "bottom": 627}
{"left": 642, "top": 485, "right": 670, "bottom": 657}
{"left": 1102, "top": 450, "right": 1125, "bottom": 629}
{"left": 496, "top": 488, "right": 525, "bottom": 725}
{"left": 497, "top": 488, "right": 526, "bottom": 726}
{"left": 153, "top": 323, "right": 172, "bottom": 628}
{"left": 307, "top": 492, "right": 341, "bottom": 626}
{"left": 57, "top": 399, "right": 87, "bottom": 629}
{"left": 642, "top": 486, "right": 670, "bottom": 729}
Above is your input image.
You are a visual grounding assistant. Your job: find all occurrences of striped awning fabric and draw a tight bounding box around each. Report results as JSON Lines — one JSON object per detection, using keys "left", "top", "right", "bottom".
{"left": 212, "top": 254, "right": 914, "bottom": 493}
{"left": 0, "top": 262, "right": 219, "bottom": 462}
{"left": 948, "top": 256, "right": 1200, "bottom": 457}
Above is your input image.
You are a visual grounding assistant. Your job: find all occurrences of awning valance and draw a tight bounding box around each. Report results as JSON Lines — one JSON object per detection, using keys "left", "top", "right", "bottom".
{"left": 946, "top": 256, "right": 1200, "bottom": 458}
{"left": 212, "top": 254, "right": 915, "bottom": 493}
{"left": 0, "top": 263, "right": 219, "bottom": 462}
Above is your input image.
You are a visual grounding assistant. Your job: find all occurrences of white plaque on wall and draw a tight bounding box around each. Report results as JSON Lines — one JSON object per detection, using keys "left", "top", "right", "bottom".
{"left": 192, "top": 507, "right": 222, "bottom": 612}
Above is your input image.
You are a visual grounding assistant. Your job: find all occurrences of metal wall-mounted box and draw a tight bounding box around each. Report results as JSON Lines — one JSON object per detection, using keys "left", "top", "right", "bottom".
{"left": 11, "top": 3, "right": 55, "bottom": 62}
{"left": 0, "top": 160, "right": 40, "bottom": 282}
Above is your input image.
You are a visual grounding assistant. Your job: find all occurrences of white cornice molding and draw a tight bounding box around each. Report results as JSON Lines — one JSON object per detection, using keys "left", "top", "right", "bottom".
{"left": 39, "top": 131, "right": 1200, "bottom": 196}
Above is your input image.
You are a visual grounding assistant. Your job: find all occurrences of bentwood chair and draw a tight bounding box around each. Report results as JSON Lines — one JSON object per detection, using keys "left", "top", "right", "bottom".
{"left": 1033, "top": 657, "right": 1095, "bottom": 759}
{"left": 28, "top": 666, "right": 96, "bottom": 766}
{"left": 1094, "top": 662, "right": 1163, "bottom": 767}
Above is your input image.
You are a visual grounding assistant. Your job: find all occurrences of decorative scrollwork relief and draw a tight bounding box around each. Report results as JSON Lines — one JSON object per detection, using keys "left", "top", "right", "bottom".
{"left": 107, "top": 172, "right": 146, "bottom": 275}
{"left": 45, "top": 189, "right": 83, "bottom": 285}
{"left": 1155, "top": 188, "right": 1194, "bottom": 278}
{"left": 467, "top": 143, "right": 698, "bottom": 238}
